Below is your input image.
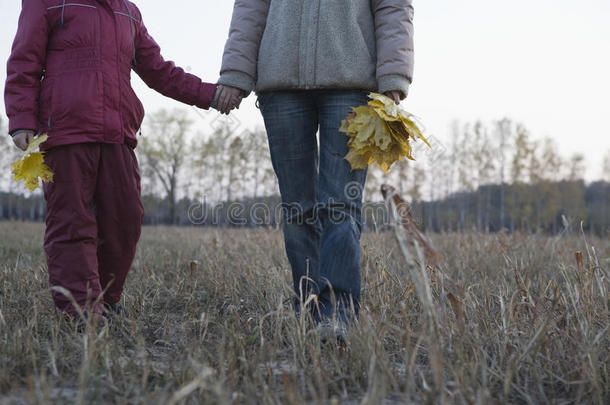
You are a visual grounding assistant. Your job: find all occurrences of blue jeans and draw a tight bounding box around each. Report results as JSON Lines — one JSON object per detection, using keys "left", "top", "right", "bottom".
{"left": 258, "top": 90, "right": 369, "bottom": 322}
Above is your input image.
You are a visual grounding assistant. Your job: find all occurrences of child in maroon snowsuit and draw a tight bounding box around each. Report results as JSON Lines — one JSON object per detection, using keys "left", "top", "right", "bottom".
{"left": 4, "top": 0, "right": 218, "bottom": 318}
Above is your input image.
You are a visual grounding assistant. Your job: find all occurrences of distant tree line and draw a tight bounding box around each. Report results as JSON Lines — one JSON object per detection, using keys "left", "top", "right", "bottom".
{"left": 1, "top": 180, "right": 606, "bottom": 235}
{"left": 407, "top": 180, "right": 608, "bottom": 235}
{"left": 1, "top": 112, "right": 608, "bottom": 235}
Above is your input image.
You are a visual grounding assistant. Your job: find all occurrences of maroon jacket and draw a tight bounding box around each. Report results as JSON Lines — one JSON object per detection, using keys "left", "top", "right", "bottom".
{"left": 5, "top": 0, "right": 216, "bottom": 149}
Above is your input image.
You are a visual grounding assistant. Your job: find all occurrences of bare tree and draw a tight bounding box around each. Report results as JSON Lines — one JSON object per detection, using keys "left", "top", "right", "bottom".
{"left": 226, "top": 136, "right": 245, "bottom": 201}
{"left": 470, "top": 122, "right": 495, "bottom": 231}
{"left": 242, "top": 129, "right": 276, "bottom": 198}
{"left": 566, "top": 153, "right": 586, "bottom": 181}
{"left": 495, "top": 118, "right": 513, "bottom": 230}
{"left": 193, "top": 123, "right": 232, "bottom": 202}
{"left": 138, "top": 109, "right": 193, "bottom": 224}
{"left": 602, "top": 150, "right": 610, "bottom": 182}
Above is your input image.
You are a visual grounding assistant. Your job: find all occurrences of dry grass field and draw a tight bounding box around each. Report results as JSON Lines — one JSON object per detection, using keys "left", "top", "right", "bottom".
{"left": 0, "top": 221, "right": 608, "bottom": 404}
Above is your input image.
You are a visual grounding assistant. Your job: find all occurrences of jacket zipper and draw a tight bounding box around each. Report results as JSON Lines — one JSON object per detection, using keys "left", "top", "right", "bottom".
{"left": 98, "top": 0, "right": 109, "bottom": 137}
{"left": 297, "top": 1, "right": 308, "bottom": 87}
{"left": 303, "top": 0, "right": 321, "bottom": 88}
{"left": 111, "top": 3, "right": 124, "bottom": 140}
{"left": 312, "top": 0, "right": 321, "bottom": 87}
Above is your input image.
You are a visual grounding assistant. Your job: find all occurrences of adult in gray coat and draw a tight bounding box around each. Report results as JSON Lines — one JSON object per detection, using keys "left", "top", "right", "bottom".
{"left": 217, "top": 0, "right": 415, "bottom": 328}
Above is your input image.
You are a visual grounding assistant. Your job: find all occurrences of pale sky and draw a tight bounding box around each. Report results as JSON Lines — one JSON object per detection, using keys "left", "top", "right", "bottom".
{"left": 1, "top": 0, "right": 609, "bottom": 180}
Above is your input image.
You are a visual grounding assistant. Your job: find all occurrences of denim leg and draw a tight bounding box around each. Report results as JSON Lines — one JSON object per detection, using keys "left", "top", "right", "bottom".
{"left": 258, "top": 92, "right": 321, "bottom": 302}
{"left": 316, "top": 90, "right": 369, "bottom": 320}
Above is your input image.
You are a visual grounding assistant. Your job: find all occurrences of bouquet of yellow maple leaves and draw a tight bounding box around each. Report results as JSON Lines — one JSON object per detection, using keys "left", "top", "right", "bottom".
{"left": 12, "top": 134, "right": 54, "bottom": 191}
{"left": 340, "top": 92, "right": 430, "bottom": 173}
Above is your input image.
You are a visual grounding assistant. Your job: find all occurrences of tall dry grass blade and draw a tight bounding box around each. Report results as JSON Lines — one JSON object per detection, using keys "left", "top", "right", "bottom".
{"left": 383, "top": 185, "right": 445, "bottom": 403}
{"left": 503, "top": 317, "right": 551, "bottom": 400}
{"left": 381, "top": 184, "right": 442, "bottom": 267}
{"left": 575, "top": 251, "right": 584, "bottom": 273}
{"left": 446, "top": 292, "right": 465, "bottom": 333}
{"left": 167, "top": 366, "right": 214, "bottom": 405}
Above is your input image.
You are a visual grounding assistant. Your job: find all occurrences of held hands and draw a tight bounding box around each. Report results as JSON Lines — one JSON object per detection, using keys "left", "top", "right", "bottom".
{"left": 212, "top": 84, "right": 245, "bottom": 115}
{"left": 12, "top": 130, "right": 36, "bottom": 151}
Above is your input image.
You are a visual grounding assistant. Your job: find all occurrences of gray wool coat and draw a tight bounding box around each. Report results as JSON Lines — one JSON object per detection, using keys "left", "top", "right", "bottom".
{"left": 218, "top": 0, "right": 415, "bottom": 98}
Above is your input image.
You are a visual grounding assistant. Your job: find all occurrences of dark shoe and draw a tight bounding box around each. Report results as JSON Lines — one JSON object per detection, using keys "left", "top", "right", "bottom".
{"left": 68, "top": 312, "right": 107, "bottom": 333}
{"left": 103, "top": 302, "right": 128, "bottom": 318}
{"left": 316, "top": 319, "right": 348, "bottom": 344}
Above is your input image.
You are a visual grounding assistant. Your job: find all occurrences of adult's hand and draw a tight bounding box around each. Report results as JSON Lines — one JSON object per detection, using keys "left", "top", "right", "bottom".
{"left": 384, "top": 90, "right": 402, "bottom": 105}
{"left": 213, "top": 84, "right": 245, "bottom": 115}
{"left": 12, "top": 130, "right": 35, "bottom": 151}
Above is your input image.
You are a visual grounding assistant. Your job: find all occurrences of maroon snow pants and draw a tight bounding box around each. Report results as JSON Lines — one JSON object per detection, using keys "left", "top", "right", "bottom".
{"left": 42, "top": 143, "right": 144, "bottom": 317}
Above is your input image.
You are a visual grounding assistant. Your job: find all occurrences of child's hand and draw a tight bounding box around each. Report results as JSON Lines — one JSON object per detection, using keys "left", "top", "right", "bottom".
{"left": 213, "top": 84, "right": 245, "bottom": 115}
{"left": 12, "top": 130, "right": 36, "bottom": 151}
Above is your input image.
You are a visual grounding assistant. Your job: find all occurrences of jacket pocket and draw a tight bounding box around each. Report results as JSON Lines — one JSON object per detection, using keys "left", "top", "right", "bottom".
{"left": 313, "top": 3, "right": 377, "bottom": 89}
{"left": 257, "top": 2, "right": 302, "bottom": 90}
{"left": 124, "top": 85, "right": 145, "bottom": 136}
{"left": 50, "top": 70, "right": 104, "bottom": 132}
{"left": 38, "top": 76, "right": 54, "bottom": 131}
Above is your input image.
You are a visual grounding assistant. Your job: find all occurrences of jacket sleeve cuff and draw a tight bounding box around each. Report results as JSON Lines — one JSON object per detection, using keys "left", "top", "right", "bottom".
{"left": 10, "top": 129, "right": 29, "bottom": 137}
{"left": 8, "top": 114, "right": 39, "bottom": 135}
{"left": 378, "top": 74, "right": 411, "bottom": 99}
{"left": 218, "top": 70, "right": 255, "bottom": 95}
{"left": 196, "top": 83, "right": 218, "bottom": 110}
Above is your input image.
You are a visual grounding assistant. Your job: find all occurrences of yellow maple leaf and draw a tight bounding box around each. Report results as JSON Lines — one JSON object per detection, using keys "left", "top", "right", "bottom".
{"left": 344, "top": 149, "right": 371, "bottom": 171}
{"left": 340, "top": 93, "right": 430, "bottom": 173}
{"left": 12, "top": 134, "right": 54, "bottom": 192}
